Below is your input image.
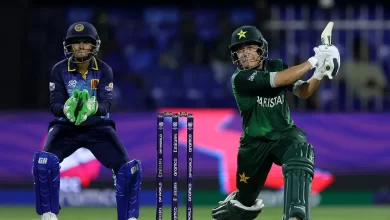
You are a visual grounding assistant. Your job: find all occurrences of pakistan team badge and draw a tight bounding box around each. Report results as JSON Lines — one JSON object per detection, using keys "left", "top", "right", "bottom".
{"left": 239, "top": 172, "right": 250, "bottom": 183}
{"left": 237, "top": 30, "right": 247, "bottom": 39}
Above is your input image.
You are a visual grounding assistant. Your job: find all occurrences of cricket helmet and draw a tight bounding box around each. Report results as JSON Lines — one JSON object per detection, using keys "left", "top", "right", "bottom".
{"left": 63, "top": 22, "right": 101, "bottom": 63}
{"left": 229, "top": 25, "right": 268, "bottom": 70}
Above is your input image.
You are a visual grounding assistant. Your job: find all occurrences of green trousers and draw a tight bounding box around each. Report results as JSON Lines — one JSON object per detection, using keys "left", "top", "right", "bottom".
{"left": 236, "top": 126, "right": 308, "bottom": 206}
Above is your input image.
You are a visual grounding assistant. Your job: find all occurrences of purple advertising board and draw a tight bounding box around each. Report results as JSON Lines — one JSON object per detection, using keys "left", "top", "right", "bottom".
{"left": 0, "top": 109, "right": 389, "bottom": 193}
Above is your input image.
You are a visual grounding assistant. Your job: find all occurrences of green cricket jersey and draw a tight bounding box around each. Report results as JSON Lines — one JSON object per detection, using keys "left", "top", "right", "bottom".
{"left": 231, "top": 59, "right": 295, "bottom": 140}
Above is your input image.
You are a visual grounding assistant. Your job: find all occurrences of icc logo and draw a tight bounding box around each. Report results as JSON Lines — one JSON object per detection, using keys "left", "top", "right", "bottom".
{"left": 187, "top": 122, "right": 193, "bottom": 129}
{"left": 68, "top": 80, "right": 77, "bottom": 88}
{"left": 172, "top": 122, "right": 178, "bottom": 127}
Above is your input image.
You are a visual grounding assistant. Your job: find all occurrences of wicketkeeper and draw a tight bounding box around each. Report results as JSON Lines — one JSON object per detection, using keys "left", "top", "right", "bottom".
{"left": 33, "top": 22, "right": 142, "bottom": 220}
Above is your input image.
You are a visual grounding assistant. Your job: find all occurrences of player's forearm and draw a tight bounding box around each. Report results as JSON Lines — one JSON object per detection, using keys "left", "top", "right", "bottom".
{"left": 299, "top": 78, "right": 321, "bottom": 99}
{"left": 273, "top": 61, "right": 313, "bottom": 87}
{"left": 51, "top": 103, "right": 65, "bottom": 117}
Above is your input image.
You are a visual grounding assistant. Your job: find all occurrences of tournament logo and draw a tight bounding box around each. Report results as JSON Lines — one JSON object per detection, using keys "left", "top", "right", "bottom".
{"left": 68, "top": 80, "right": 77, "bottom": 88}
{"left": 74, "top": 24, "right": 84, "bottom": 32}
{"left": 91, "top": 79, "right": 99, "bottom": 89}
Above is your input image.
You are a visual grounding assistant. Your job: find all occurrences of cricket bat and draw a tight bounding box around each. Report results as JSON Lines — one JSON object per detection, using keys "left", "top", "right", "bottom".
{"left": 320, "top": 21, "right": 334, "bottom": 78}
{"left": 321, "top": 21, "right": 333, "bottom": 46}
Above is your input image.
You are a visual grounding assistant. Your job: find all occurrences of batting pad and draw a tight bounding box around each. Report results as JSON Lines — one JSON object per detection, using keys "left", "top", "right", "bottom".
{"left": 32, "top": 151, "right": 60, "bottom": 215}
{"left": 282, "top": 143, "right": 315, "bottom": 220}
{"left": 116, "top": 159, "right": 142, "bottom": 220}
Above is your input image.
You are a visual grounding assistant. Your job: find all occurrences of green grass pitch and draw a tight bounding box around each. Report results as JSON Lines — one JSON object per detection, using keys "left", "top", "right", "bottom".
{"left": 1, "top": 205, "right": 389, "bottom": 220}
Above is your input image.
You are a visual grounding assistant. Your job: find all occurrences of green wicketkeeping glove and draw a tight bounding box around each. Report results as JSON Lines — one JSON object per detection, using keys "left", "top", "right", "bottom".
{"left": 75, "top": 89, "right": 98, "bottom": 126}
{"left": 63, "top": 90, "right": 81, "bottom": 123}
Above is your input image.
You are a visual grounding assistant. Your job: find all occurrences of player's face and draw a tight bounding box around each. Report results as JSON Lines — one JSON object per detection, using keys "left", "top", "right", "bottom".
{"left": 236, "top": 44, "right": 261, "bottom": 69}
{"left": 71, "top": 38, "right": 93, "bottom": 58}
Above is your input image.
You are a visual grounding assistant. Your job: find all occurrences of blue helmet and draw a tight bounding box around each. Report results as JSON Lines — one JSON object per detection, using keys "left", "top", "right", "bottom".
{"left": 63, "top": 22, "right": 101, "bottom": 63}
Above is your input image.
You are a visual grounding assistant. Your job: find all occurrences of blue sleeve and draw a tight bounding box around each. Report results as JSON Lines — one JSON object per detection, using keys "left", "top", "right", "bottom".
{"left": 50, "top": 65, "right": 68, "bottom": 117}
{"left": 95, "top": 66, "right": 113, "bottom": 116}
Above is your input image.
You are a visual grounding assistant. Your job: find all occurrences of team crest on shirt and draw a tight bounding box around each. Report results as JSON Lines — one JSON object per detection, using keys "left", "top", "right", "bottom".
{"left": 91, "top": 79, "right": 99, "bottom": 89}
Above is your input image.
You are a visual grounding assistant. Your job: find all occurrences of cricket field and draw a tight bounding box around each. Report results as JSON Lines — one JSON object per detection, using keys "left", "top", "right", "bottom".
{"left": 0, "top": 205, "right": 389, "bottom": 220}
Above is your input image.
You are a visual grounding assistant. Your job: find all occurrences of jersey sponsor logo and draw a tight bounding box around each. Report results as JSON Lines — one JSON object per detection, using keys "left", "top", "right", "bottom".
{"left": 49, "top": 82, "right": 55, "bottom": 91}
{"left": 91, "top": 79, "right": 99, "bottom": 89}
{"left": 257, "top": 94, "right": 284, "bottom": 107}
{"left": 247, "top": 71, "right": 258, "bottom": 81}
{"left": 105, "top": 82, "right": 113, "bottom": 91}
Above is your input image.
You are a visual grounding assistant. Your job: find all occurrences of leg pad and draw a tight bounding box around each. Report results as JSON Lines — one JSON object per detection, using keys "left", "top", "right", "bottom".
{"left": 282, "top": 143, "right": 315, "bottom": 220}
{"left": 115, "top": 159, "right": 142, "bottom": 220}
{"left": 33, "top": 151, "right": 60, "bottom": 215}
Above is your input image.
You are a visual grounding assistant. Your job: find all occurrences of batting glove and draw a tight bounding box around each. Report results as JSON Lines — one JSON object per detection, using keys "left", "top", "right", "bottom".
{"left": 313, "top": 45, "right": 341, "bottom": 80}
{"left": 313, "top": 55, "right": 341, "bottom": 80}
{"left": 75, "top": 89, "right": 98, "bottom": 126}
{"left": 309, "top": 45, "right": 340, "bottom": 69}
{"left": 314, "top": 45, "right": 339, "bottom": 63}
{"left": 63, "top": 90, "right": 80, "bottom": 123}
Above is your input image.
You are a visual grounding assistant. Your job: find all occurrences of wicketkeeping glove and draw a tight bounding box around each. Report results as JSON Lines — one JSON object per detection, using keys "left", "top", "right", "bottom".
{"left": 75, "top": 89, "right": 98, "bottom": 126}
{"left": 63, "top": 90, "right": 80, "bottom": 123}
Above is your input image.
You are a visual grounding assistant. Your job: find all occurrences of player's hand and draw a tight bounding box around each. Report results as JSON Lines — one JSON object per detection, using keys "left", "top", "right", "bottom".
{"left": 63, "top": 90, "right": 80, "bottom": 123}
{"left": 323, "top": 54, "right": 341, "bottom": 79}
{"left": 309, "top": 44, "right": 336, "bottom": 68}
{"left": 313, "top": 45, "right": 340, "bottom": 80}
{"left": 75, "top": 89, "right": 98, "bottom": 126}
{"left": 313, "top": 45, "right": 340, "bottom": 64}
{"left": 314, "top": 45, "right": 339, "bottom": 59}
{"left": 313, "top": 55, "right": 341, "bottom": 80}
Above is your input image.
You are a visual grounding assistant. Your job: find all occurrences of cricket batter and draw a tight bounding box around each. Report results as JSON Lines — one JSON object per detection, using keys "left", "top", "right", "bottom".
{"left": 32, "top": 22, "right": 142, "bottom": 220}
{"left": 211, "top": 26, "right": 340, "bottom": 220}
